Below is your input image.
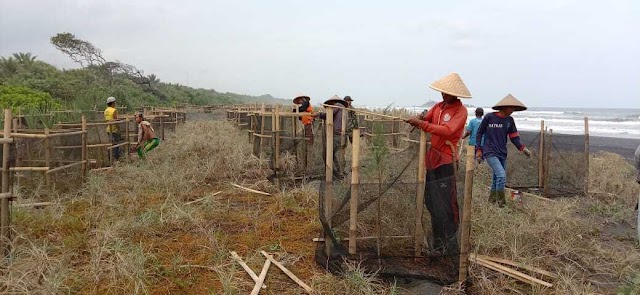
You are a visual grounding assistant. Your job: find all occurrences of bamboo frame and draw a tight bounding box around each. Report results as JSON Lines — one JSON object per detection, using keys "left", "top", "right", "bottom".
{"left": 44, "top": 128, "right": 51, "bottom": 187}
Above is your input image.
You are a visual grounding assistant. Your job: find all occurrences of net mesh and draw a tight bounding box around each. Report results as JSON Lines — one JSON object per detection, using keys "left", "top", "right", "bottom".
{"left": 315, "top": 119, "right": 466, "bottom": 285}
{"left": 505, "top": 130, "right": 587, "bottom": 197}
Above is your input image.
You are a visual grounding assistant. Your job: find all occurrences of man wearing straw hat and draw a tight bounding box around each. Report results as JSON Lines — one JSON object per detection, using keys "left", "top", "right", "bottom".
{"left": 316, "top": 95, "right": 348, "bottom": 179}
{"left": 104, "top": 96, "right": 121, "bottom": 161}
{"left": 475, "top": 94, "right": 531, "bottom": 207}
{"left": 293, "top": 94, "right": 315, "bottom": 145}
{"left": 405, "top": 72, "right": 471, "bottom": 253}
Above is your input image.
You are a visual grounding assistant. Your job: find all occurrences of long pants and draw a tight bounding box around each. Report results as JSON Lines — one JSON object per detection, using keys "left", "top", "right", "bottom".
{"left": 425, "top": 163, "right": 459, "bottom": 254}
{"left": 304, "top": 124, "right": 314, "bottom": 145}
{"left": 108, "top": 132, "right": 121, "bottom": 160}
{"left": 323, "top": 132, "right": 344, "bottom": 177}
{"left": 486, "top": 156, "right": 507, "bottom": 191}
{"left": 137, "top": 138, "right": 160, "bottom": 159}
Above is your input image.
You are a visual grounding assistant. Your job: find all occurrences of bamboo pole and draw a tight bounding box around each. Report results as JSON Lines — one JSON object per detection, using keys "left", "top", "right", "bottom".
{"left": 9, "top": 167, "right": 49, "bottom": 172}
{"left": 349, "top": 128, "right": 361, "bottom": 255}
{"left": 458, "top": 145, "right": 477, "bottom": 282}
{"left": 543, "top": 129, "right": 552, "bottom": 198}
{"left": 125, "top": 119, "right": 131, "bottom": 161}
{"left": 325, "top": 107, "right": 334, "bottom": 256}
{"left": 538, "top": 120, "right": 545, "bottom": 188}
{"left": 1, "top": 109, "right": 12, "bottom": 255}
{"left": 260, "top": 104, "right": 266, "bottom": 160}
{"left": 81, "top": 116, "right": 87, "bottom": 179}
{"left": 44, "top": 128, "right": 51, "bottom": 188}
{"left": 321, "top": 104, "right": 406, "bottom": 121}
{"left": 45, "top": 160, "right": 85, "bottom": 174}
{"left": 340, "top": 107, "right": 347, "bottom": 177}
{"left": 414, "top": 131, "right": 427, "bottom": 257}
{"left": 260, "top": 251, "right": 313, "bottom": 293}
{"left": 273, "top": 105, "right": 281, "bottom": 185}
{"left": 584, "top": 117, "right": 589, "bottom": 195}
{"left": 160, "top": 114, "right": 164, "bottom": 140}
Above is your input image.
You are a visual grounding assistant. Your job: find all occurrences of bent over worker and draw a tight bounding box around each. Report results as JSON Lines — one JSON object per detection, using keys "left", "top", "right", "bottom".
{"left": 133, "top": 113, "right": 160, "bottom": 159}
{"left": 293, "top": 94, "right": 314, "bottom": 145}
{"left": 405, "top": 72, "right": 471, "bottom": 254}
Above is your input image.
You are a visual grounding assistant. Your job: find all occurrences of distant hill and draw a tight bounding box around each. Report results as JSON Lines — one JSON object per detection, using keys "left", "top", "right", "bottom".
{"left": 0, "top": 33, "right": 287, "bottom": 113}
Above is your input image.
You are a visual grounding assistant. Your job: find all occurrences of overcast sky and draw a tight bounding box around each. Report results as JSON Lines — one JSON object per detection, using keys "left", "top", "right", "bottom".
{"left": 1, "top": 0, "right": 638, "bottom": 108}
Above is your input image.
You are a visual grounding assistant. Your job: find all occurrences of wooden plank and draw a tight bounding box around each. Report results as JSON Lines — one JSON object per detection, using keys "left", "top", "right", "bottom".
{"left": 250, "top": 259, "right": 271, "bottom": 295}
{"left": 313, "top": 235, "right": 411, "bottom": 242}
{"left": 260, "top": 251, "right": 313, "bottom": 293}
{"left": 229, "top": 251, "right": 266, "bottom": 289}
{"left": 230, "top": 183, "right": 271, "bottom": 196}
{"left": 470, "top": 255, "right": 553, "bottom": 288}
{"left": 475, "top": 254, "right": 558, "bottom": 279}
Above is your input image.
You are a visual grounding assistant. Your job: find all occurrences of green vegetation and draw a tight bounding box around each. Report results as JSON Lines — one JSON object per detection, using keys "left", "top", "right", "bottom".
{"left": 0, "top": 33, "right": 284, "bottom": 114}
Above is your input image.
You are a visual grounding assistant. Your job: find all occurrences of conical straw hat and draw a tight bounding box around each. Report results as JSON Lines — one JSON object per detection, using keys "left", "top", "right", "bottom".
{"left": 492, "top": 94, "right": 527, "bottom": 111}
{"left": 324, "top": 95, "right": 348, "bottom": 107}
{"left": 429, "top": 72, "right": 472, "bottom": 98}
{"left": 293, "top": 94, "right": 310, "bottom": 104}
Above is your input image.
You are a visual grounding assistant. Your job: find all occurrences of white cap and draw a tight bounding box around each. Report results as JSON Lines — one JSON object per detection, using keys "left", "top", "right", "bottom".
{"left": 106, "top": 97, "right": 116, "bottom": 104}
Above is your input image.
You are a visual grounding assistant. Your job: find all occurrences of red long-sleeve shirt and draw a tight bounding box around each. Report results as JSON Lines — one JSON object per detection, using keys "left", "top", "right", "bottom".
{"left": 417, "top": 100, "right": 468, "bottom": 170}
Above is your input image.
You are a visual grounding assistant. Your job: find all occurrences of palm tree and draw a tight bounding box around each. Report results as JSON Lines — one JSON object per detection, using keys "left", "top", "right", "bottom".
{"left": 0, "top": 56, "right": 19, "bottom": 78}
{"left": 12, "top": 52, "right": 37, "bottom": 66}
{"left": 147, "top": 74, "right": 160, "bottom": 85}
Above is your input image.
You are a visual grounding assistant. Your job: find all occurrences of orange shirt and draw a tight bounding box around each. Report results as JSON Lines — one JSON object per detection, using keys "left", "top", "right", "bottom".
{"left": 418, "top": 100, "right": 467, "bottom": 170}
{"left": 301, "top": 105, "right": 313, "bottom": 125}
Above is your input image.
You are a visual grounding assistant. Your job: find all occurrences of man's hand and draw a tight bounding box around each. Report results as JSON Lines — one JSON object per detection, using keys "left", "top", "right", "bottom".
{"left": 523, "top": 147, "right": 532, "bottom": 158}
{"left": 405, "top": 117, "right": 424, "bottom": 127}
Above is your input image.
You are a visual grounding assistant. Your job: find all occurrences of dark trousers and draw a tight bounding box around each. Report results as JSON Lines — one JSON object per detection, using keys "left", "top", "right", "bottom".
{"left": 424, "top": 163, "right": 459, "bottom": 253}
{"left": 109, "top": 132, "right": 121, "bottom": 160}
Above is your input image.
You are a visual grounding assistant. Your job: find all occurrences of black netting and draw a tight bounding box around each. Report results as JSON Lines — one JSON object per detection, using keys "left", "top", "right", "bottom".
{"left": 316, "top": 123, "right": 466, "bottom": 285}
{"left": 506, "top": 130, "right": 587, "bottom": 197}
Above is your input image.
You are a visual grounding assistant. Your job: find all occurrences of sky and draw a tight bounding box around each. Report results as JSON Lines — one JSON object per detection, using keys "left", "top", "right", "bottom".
{"left": 1, "top": 0, "right": 639, "bottom": 108}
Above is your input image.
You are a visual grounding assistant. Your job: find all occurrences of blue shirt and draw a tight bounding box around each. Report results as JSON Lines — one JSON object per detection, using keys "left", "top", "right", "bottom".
{"left": 466, "top": 117, "right": 483, "bottom": 146}
{"left": 476, "top": 112, "right": 524, "bottom": 160}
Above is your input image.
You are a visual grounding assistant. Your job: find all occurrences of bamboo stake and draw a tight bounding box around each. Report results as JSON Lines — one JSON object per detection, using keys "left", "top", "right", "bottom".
{"left": 414, "top": 131, "right": 427, "bottom": 257}
{"left": 45, "top": 160, "right": 85, "bottom": 174}
{"left": 583, "top": 117, "right": 589, "bottom": 195}
{"left": 260, "top": 251, "right": 314, "bottom": 293}
{"left": 250, "top": 259, "right": 271, "bottom": 295}
{"left": 1, "top": 109, "right": 12, "bottom": 255}
{"left": 325, "top": 107, "right": 334, "bottom": 256}
{"left": 349, "top": 128, "right": 361, "bottom": 255}
{"left": 543, "top": 129, "right": 552, "bottom": 198}
{"left": 160, "top": 114, "right": 165, "bottom": 140}
{"left": 260, "top": 104, "right": 266, "bottom": 160}
{"left": 321, "top": 104, "right": 406, "bottom": 121}
{"left": 458, "top": 145, "right": 477, "bottom": 282}
{"left": 125, "top": 119, "right": 131, "bottom": 161}
{"left": 274, "top": 105, "right": 281, "bottom": 185}
{"left": 9, "top": 167, "right": 49, "bottom": 172}
{"left": 538, "top": 120, "right": 544, "bottom": 188}
{"left": 44, "top": 128, "right": 51, "bottom": 188}
{"left": 314, "top": 235, "right": 412, "bottom": 242}
{"left": 340, "top": 107, "right": 347, "bottom": 177}
{"left": 81, "top": 116, "right": 87, "bottom": 179}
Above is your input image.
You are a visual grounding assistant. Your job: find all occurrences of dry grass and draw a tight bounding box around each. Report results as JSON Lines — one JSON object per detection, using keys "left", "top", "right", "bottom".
{"left": 469, "top": 150, "right": 640, "bottom": 294}
{"left": 4, "top": 116, "right": 640, "bottom": 294}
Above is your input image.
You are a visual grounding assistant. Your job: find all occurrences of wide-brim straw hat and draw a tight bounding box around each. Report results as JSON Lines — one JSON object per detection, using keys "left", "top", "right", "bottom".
{"left": 429, "top": 72, "right": 472, "bottom": 98}
{"left": 492, "top": 94, "right": 527, "bottom": 111}
{"left": 323, "top": 95, "right": 348, "bottom": 107}
{"left": 293, "top": 94, "right": 310, "bottom": 104}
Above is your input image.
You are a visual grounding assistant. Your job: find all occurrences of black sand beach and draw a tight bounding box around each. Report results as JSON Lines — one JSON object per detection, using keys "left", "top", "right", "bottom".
{"left": 519, "top": 131, "right": 638, "bottom": 160}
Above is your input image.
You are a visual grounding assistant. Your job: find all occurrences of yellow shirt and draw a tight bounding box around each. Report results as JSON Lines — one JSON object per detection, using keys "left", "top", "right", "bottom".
{"left": 104, "top": 107, "right": 119, "bottom": 133}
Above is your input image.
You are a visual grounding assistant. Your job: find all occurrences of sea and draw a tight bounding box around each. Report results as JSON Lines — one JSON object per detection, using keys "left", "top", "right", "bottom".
{"left": 368, "top": 106, "right": 640, "bottom": 139}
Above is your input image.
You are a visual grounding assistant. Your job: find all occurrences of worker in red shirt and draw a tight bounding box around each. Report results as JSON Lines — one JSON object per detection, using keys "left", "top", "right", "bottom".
{"left": 293, "top": 94, "right": 314, "bottom": 144}
{"left": 405, "top": 72, "right": 471, "bottom": 254}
